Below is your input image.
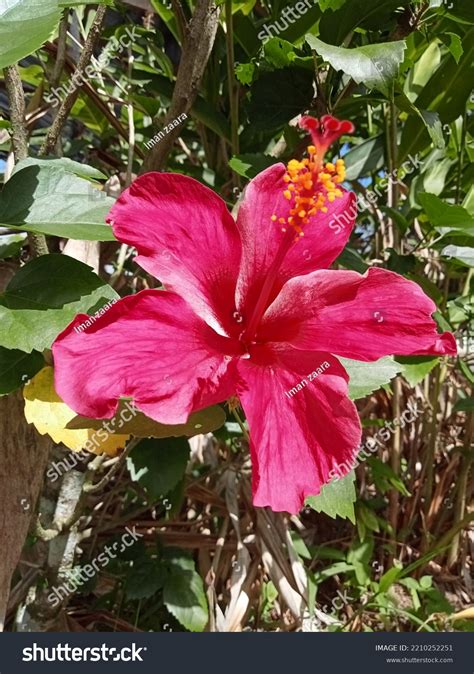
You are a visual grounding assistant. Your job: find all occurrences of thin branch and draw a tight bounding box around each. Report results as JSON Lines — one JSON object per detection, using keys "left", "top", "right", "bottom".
{"left": 140, "top": 0, "right": 221, "bottom": 173}
{"left": 51, "top": 12, "right": 70, "bottom": 88}
{"left": 42, "top": 41, "right": 144, "bottom": 159}
{"left": 3, "top": 65, "right": 49, "bottom": 256}
{"left": 3, "top": 65, "right": 28, "bottom": 161}
{"left": 40, "top": 4, "right": 108, "bottom": 156}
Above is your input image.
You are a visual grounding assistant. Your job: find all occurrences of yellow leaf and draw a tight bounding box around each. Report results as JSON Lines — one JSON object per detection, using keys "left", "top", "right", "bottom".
{"left": 23, "top": 367, "right": 129, "bottom": 456}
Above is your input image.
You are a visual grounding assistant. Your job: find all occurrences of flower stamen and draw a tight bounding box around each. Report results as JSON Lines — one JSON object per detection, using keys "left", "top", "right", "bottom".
{"left": 270, "top": 115, "right": 353, "bottom": 240}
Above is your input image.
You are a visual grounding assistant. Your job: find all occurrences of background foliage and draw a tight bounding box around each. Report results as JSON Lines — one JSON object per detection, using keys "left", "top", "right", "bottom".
{"left": 0, "top": 0, "right": 472, "bottom": 632}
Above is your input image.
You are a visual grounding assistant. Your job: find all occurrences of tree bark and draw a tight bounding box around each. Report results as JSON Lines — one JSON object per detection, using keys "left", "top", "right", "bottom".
{"left": 0, "top": 391, "right": 51, "bottom": 630}
{"left": 141, "top": 0, "right": 221, "bottom": 173}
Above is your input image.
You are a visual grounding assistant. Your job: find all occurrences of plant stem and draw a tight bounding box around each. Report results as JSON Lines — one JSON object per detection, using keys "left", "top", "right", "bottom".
{"left": 40, "top": 4, "right": 107, "bottom": 156}
{"left": 386, "top": 97, "right": 402, "bottom": 560}
{"left": 225, "top": 0, "right": 239, "bottom": 170}
{"left": 3, "top": 65, "right": 48, "bottom": 257}
{"left": 447, "top": 409, "right": 473, "bottom": 567}
{"left": 232, "top": 408, "right": 249, "bottom": 443}
{"left": 455, "top": 108, "right": 467, "bottom": 205}
{"left": 141, "top": 0, "right": 221, "bottom": 173}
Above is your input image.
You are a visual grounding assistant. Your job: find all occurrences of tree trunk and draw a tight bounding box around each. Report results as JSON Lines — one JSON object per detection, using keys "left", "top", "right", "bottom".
{"left": 0, "top": 391, "right": 51, "bottom": 630}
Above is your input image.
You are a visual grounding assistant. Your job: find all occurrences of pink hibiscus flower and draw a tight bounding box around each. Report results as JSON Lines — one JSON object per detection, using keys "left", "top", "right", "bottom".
{"left": 52, "top": 115, "right": 456, "bottom": 513}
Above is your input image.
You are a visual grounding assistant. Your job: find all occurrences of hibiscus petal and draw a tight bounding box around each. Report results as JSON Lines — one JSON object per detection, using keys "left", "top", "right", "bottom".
{"left": 52, "top": 290, "right": 240, "bottom": 425}
{"left": 108, "top": 172, "right": 242, "bottom": 336}
{"left": 258, "top": 268, "right": 457, "bottom": 360}
{"left": 235, "top": 164, "right": 356, "bottom": 315}
{"left": 236, "top": 346, "right": 361, "bottom": 513}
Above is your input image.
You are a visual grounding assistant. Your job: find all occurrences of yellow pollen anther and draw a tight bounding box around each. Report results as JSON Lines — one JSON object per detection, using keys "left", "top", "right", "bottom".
{"left": 276, "top": 151, "right": 346, "bottom": 238}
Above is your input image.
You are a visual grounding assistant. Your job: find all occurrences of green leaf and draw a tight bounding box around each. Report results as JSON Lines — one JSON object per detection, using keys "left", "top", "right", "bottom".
{"left": 378, "top": 565, "right": 402, "bottom": 594}
{"left": 12, "top": 157, "right": 107, "bottom": 181}
{"left": 125, "top": 558, "right": 165, "bottom": 600}
{"left": 67, "top": 401, "right": 226, "bottom": 439}
{"left": 0, "top": 165, "right": 116, "bottom": 241}
{"left": 441, "top": 245, "right": 474, "bottom": 267}
{"left": 233, "top": 12, "right": 260, "bottom": 57}
{"left": 393, "top": 90, "right": 445, "bottom": 149}
{"left": 368, "top": 457, "right": 411, "bottom": 497}
{"left": 339, "top": 356, "right": 402, "bottom": 399}
{"left": 442, "top": 32, "right": 464, "bottom": 64}
{"left": 247, "top": 66, "right": 314, "bottom": 131}
{"left": 396, "top": 356, "right": 439, "bottom": 387}
{"left": 0, "top": 253, "right": 105, "bottom": 310}
{"left": 163, "top": 551, "right": 208, "bottom": 632}
{"left": 458, "top": 358, "right": 474, "bottom": 384}
{"left": 134, "top": 72, "right": 230, "bottom": 140}
{"left": 58, "top": 0, "right": 114, "bottom": 5}
{"left": 0, "top": 0, "right": 61, "bottom": 70}
{"left": 269, "top": 5, "right": 321, "bottom": 44}
{"left": 335, "top": 246, "right": 369, "bottom": 273}
{"left": 318, "top": 0, "right": 411, "bottom": 46}
{"left": 399, "top": 29, "right": 474, "bottom": 161}
{"left": 0, "top": 233, "right": 26, "bottom": 259}
{"left": 356, "top": 502, "right": 380, "bottom": 532}
{"left": 343, "top": 134, "right": 385, "bottom": 180}
{"left": 127, "top": 438, "right": 190, "bottom": 503}
{"left": 306, "top": 35, "right": 406, "bottom": 96}
{"left": 0, "top": 347, "right": 44, "bottom": 395}
{"left": 453, "top": 397, "right": 474, "bottom": 413}
{"left": 263, "top": 37, "right": 298, "bottom": 69}
{"left": 0, "top": 258, "right": 118, "bottom": 353}
{"left": 235, "top": 61, "right": 255, "bottom": 85}
{"left": 305, "top": 471, "right": 356, "bottom": 523}
{"left": 418, "top": 193, "right": 474, "bottom": 236}
{"left": 229, "top": 153, "right": 278, "bottom": 179}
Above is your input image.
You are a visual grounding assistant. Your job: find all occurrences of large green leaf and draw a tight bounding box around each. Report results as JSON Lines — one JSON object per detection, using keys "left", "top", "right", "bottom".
{"left": 399, "top": 28, "right": 474, "bottom": 160}
{"left": 418, "top": 193, "right": 474, "bottom": 237}
{"left": 306, "top": 35, "right": 406, "bottom": 96}
{"left": 264, "top": 5, "right": 321, "bottom": 45}
{"left": 12, "top": 157, "right": 107, "bottom": 181}
{"left": 305, "top": 471, "right": 356, "bottom": 523}
{"left": 124, "top": 558, "right": 165, "bottom": 600}
{"left": 163, "top": 552, "right": 208, "bottom": 632}
{"left": 229, "top": 153, "right": 278, "bottom": 179}
{"left": 127, "top": 437, "right": 190, "bottom": 503}
{"left": 0, "top": 253, "right": 105, "bottom": 310}
{"left": 247, "top": 66, "right": 314, "bottom": 130}
{"left": 396, "top": 356, "right": 439, "bottom": 387}
{"left": 0, "top": 347, "right": 44, "bottom": 395}
{"left": 0, "top": 286, "right": 117, "bottom": 353}
{"left": 343, "top": 134, "right": 385, "bottom": 180}
{"left": 0, "top": 165, "right": 116, "bottom": 241}
{"left": 339, "top": 356, "right": 402, "bottom": 399}
{"left": 0, "top": 256, "right": 118, "bottom": 352}
{"left": 318, "top": 0, "right": 412, "bottom": 45}
{"left": 0, "top": 0, "right": 61, "bottom": 70}
{"left": 441, "top": 245, "right": 474, "bottom": 267}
